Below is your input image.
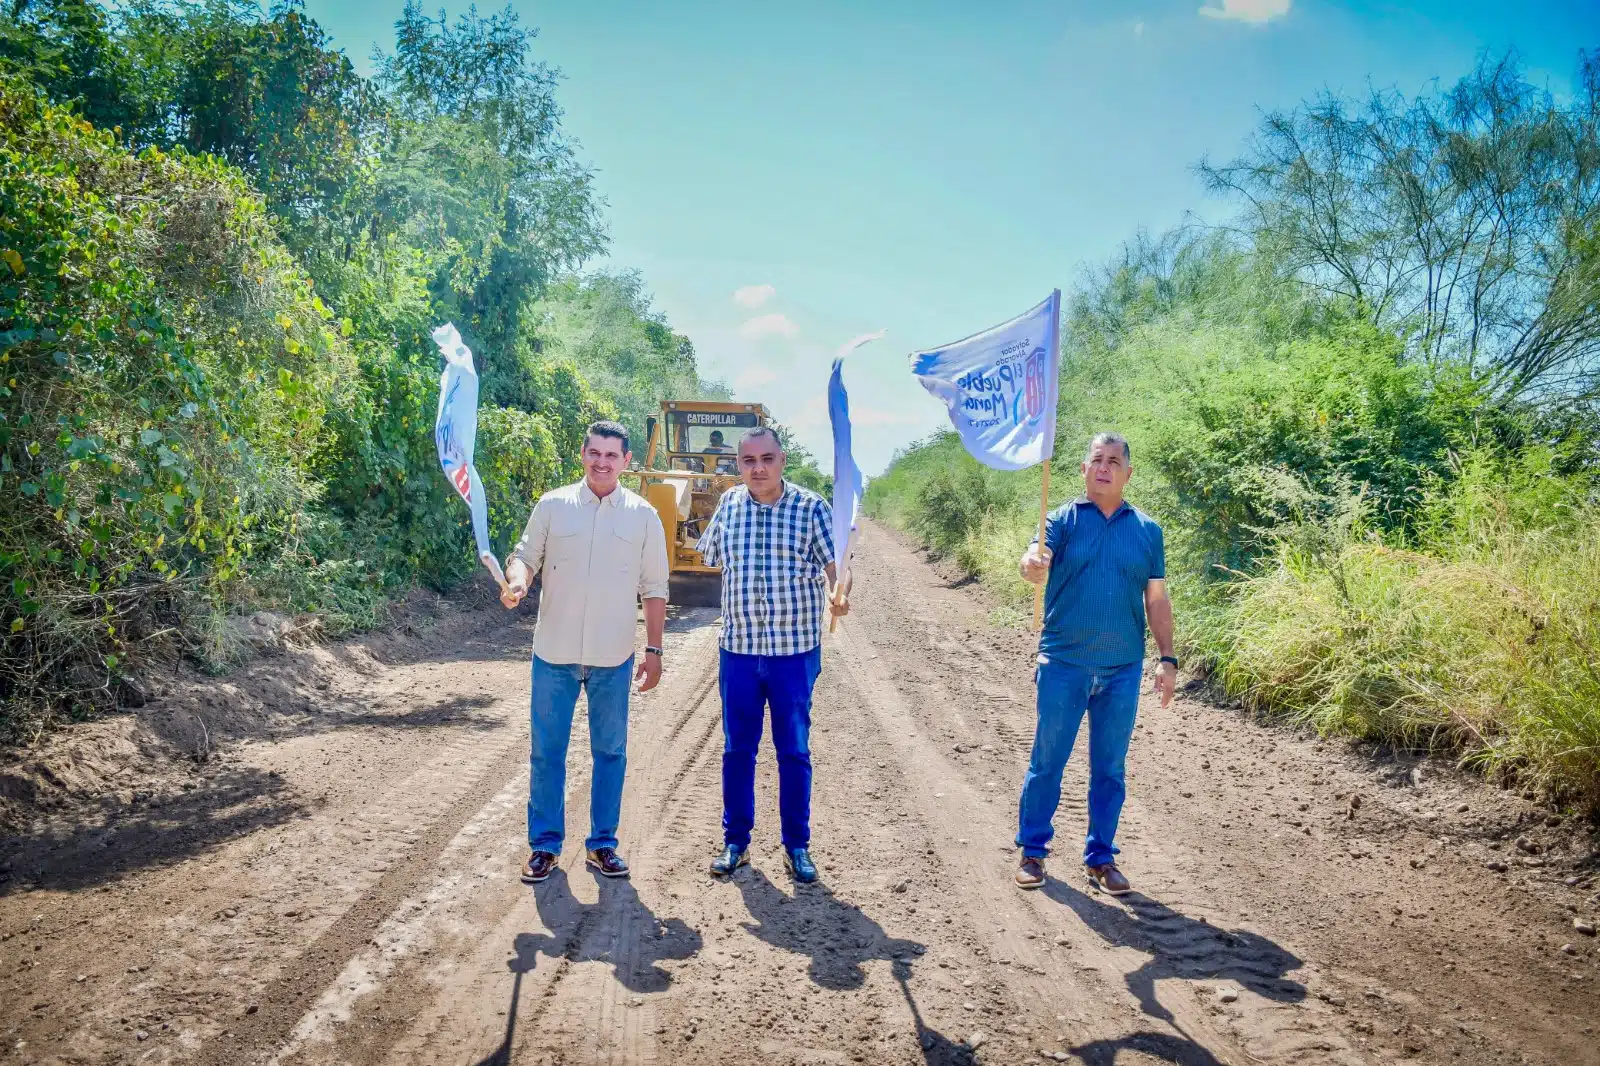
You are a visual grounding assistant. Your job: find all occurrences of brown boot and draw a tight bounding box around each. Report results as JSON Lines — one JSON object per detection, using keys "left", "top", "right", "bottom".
{"left": 521, "top": 849, "right": 558, "bottom": 884}
{"left": 1086, "top": 862, "right": 1131, "bottom": 895}
{"left": 1015, "top": 853, "right": 1046, "bottom": 890}
{"left": 586, "top": 847, "right": 630, "bottom": 878}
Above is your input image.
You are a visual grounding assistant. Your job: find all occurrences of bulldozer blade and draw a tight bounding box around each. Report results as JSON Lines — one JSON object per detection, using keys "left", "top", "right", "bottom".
{"left": 670, "top": 571, "right": 723, "bottom": 608}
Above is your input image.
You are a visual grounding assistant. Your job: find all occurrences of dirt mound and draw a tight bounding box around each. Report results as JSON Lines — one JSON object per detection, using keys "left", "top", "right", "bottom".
{"left": 0, "top": 581, "right": 526, "bottom": 838}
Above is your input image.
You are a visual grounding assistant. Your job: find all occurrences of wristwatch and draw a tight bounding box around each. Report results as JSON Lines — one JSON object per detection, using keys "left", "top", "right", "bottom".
{"left": 1159, "top": 655, "right": 1179, "bottom": 668}
{"left": 645, "top": 646, "right": 664, "bottom": 658}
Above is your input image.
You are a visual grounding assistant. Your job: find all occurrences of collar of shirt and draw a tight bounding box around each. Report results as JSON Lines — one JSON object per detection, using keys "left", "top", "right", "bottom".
{"left": 1073, "top": 496, "right": 1131, "bottom": 522}
{"left": 578, "top": 479, "right": 621, "bottom": 508}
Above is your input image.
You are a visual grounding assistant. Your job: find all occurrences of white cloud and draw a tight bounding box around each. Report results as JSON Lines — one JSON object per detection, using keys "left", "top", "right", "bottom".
{"left": 733, "top": 363, "right": 779, "bottom": 393}
{"left": 738, "top": 313, "right": 800, "bottom": 340}
{"left": 732, "top": 284, "right": 776, "bottom": 309}
{"left": 1198, "top": 0, "right": 1290, "bottom": 23}
{"left": 1133, "top": 21, "right": 1145, "bottom": 36}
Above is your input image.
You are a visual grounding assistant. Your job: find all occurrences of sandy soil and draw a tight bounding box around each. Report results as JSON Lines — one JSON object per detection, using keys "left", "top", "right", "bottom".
{"left": 2, "top": 519, "right": 1596, "bottom": 1066}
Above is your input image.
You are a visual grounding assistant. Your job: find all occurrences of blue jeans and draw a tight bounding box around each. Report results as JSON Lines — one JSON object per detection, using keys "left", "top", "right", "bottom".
{"left": 528, "top": 655, "right": 633, "bottom": 854}
{"left": 720, "top": 647, "right": 822, "bottom": 852}
{"left": 1016, "top": 658, "right": 1143, "bottom": 866}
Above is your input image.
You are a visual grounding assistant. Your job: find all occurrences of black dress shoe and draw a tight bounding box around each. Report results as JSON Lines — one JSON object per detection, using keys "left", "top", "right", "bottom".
{"left": 521, "top": 850, "right": 558, "bottom": 884}
{"left": 586, "top": 847, "right": 630, "bottom": 878}
{"left": 785, "top": 848, "right": 818, "bottom": 884}
{"left": 710, "top": 844, "right": 748, "bottom": 876}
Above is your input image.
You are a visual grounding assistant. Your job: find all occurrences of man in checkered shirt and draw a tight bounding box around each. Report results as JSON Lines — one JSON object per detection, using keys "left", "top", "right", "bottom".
{"left": 698, "top": 426, "right": 851, "bottom": 884}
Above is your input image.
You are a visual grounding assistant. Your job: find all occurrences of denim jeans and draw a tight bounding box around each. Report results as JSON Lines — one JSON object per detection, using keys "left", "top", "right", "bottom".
{"left": 1016, "top": 658, "right": 1143, "bottom": 865}
{"left": 719, "top": 646, "right": 823, "bottom": 851}
{"left": 527, "top": 654, "right": 633, "bottom": 854}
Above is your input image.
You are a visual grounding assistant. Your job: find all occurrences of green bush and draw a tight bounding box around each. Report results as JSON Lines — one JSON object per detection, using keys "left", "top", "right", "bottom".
{"left": 872, "top": 230, "right": 1600, "bottom": 806}
{"left": 0, "top": 78, "right": 357, "bottom": 729}
{"left": 1208, "top": 450, "right": 1600, "bottom": 808}
{"left": 0, "top": 80, "right": 616, "bottom": 739}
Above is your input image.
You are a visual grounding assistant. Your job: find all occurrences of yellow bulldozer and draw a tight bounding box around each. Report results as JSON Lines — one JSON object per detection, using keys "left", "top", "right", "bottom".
{"left": 630, "top": 399, "right": 770, "bottom": 606}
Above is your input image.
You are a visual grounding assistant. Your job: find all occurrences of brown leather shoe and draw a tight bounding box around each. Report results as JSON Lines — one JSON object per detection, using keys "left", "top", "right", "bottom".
{"left": 521, "top": 850, "right": 558, "bottom": 884}
{"left": 1015, "top": 854, "right": 1046, "bottom": 890}
{"left": 586, "top": 847, "right": 630, "bottom": 878}
{"left": 1086, "top": 862, "right": 1132, "bottom": 895}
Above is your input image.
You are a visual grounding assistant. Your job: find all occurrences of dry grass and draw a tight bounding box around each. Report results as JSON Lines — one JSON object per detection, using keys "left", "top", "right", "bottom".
{"left": 1208, "top": 509, "right": 1600, "bottom": 809}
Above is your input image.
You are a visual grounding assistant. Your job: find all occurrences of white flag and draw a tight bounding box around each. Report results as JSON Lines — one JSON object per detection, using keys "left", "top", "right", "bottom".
{"left": 910, "top": 291, "right": 1061, "bottom": 471}
{"left": 432, "top": 323, "right": 508, "bottom": 592}
{"left": 828, "top": 330, "right": 885, "bottom": 580}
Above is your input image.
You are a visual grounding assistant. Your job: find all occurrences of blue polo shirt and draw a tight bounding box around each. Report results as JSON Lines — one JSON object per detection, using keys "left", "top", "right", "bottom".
{"left": 1035, "top": 498, "right": 1165, "bottom": 668}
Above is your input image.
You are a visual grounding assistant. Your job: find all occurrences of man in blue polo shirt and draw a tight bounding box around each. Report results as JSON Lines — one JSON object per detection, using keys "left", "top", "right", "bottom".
{"left": 1014, "top": 431, "right": 1176, "bottom": 895}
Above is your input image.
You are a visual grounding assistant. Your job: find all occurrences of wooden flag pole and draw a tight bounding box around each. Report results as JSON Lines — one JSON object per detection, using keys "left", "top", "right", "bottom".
{"left": 1033, "top": 462, "right": 1051, "bottom": 631}
{"left": 828, "top": 528, "right": 855, "bottom": 635}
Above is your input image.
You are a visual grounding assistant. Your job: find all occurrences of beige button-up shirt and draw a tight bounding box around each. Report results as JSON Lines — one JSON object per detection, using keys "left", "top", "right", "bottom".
{"left": 509, "top": 479, "right": 670, "bottom": 668}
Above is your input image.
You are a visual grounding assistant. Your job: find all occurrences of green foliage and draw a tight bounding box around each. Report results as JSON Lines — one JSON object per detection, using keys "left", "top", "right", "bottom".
{"left": 0, "top": 75, "right": 352, "bottom": 730}
{"left": 522, "top": 273, "right": 719, "bottom": 438}
{"left": 1204, "top": 450, "right": 1600, "bottom": 808}
{"left": 0, "top": 0, "right": 724, "bottom": 743}
{"left": 875, "top": 53, "right": 1600, "bottom": 803}
{"left": 1202, "top": 51, "right": 1600, "bottom": 400}
{"left": 368, "top": 1, "right": 605, "bottom": 360}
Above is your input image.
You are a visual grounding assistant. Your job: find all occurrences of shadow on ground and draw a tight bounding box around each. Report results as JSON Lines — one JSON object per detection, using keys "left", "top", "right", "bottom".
{"left": 1043, "top": 878, "right": 1306, "bottom": 1023}
{"left": 473, "top": 867, "right": 703, "bottom": 1066}
{"left": 1065, "top": 1030, "right": 1230, "bottom": 1065}
{"left": 0, "top": 688, "right": 517, "bottom": 894}
{"left": 727, "top": 866, "right": 968, "bottom": 1064}
{"left": 0, "top": 764, "right": 308, "bottom": 894}
{"left": 733, "top": 864, "right": 924, "bottom": 990}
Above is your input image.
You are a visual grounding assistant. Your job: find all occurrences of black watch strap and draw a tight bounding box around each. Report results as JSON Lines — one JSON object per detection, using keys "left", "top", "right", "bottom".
{"left": 645, "top": 646, "right": 664, "bottom": 657}
{"left": 1159, "top": 655, "right": 1179, "bottom": 667}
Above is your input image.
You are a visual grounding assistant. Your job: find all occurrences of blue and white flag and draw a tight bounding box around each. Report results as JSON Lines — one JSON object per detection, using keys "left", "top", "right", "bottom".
{"left": 910, "top": 290, "right": 1061, "bottom": 471}
{"left": 432, "top": 323, "right": 508, "bottom": 591}
{"left": 828, "top": 330, "right": 885, "bottom": 580}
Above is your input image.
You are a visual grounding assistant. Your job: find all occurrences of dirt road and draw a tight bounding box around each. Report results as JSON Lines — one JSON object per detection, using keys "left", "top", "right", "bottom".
{"left": 2, "top": 520, "right": 1596, "bottom": 1066}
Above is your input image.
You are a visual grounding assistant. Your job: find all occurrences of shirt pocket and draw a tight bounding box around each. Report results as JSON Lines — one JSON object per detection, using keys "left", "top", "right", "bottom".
{"left": 547, "top": 511, "right": 590, "bottom": 571}
{"left": 611, "top": 518, "right": 644, "bottom": 576}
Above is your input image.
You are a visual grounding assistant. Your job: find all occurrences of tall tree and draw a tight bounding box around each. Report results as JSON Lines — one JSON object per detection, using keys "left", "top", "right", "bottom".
{"left": 371, "top": 2, "right": 606, "bottom": 363}
{"left": 1202, "top": 51, "right": 1600, "bottom": 402}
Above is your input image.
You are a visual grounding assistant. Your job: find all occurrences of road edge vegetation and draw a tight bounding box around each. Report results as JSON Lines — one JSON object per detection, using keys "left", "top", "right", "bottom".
{"left": 868, "top": 52, "right": 1600, "bottom": 811}
{"left": 0, "top": 1, "right": 826, "bottom": 744}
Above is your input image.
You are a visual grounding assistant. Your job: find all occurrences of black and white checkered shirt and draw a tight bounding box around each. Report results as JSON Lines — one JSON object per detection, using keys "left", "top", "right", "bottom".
{"left": 698, "top": 481, "right": 837, "bottom": 656}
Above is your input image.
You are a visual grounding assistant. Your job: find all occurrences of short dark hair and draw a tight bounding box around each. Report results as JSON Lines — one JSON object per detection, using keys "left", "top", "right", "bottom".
{"left": 709, "top": 430, "right": 724, "bottom": 442}
{"left": 1085, "top": 431, "right": 1130, "bottom": 463}
{"left": 739, "top": 426, "right": 783, "bottom": 452}
{"left": 584, "top": 419, "right": 629, "bottom": 454}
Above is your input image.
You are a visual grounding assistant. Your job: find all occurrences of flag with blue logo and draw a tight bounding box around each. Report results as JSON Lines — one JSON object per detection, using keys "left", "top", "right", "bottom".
{"left": 910, "top": 290, "right": 1061, "bottom": 471}
{"left": 432, "top": 324, "right": 508, "bottom": 591}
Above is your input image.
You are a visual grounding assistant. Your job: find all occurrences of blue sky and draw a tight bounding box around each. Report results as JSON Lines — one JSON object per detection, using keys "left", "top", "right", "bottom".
{"left": 304, "top": 0, "right": 1596, "bottom": 474}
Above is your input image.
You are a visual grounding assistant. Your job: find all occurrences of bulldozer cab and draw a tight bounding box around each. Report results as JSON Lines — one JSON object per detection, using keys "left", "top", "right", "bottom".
{"left": 631, "top": 400, "right": 770, "bottom": 605}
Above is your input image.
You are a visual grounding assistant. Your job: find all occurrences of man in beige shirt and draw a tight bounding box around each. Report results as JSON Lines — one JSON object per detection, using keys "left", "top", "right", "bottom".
{"left": 501, "top": 420, "right": 669, "bottom": 884}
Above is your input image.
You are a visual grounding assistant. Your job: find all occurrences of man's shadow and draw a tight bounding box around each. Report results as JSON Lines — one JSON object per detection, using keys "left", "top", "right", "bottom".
{"left": 734, "top": 864, "right": 923, "bottom": 990}
{"left": 732, "top": 866, "right": 967, "bottom": 1064}
{"left": 474, "top": 867, "right": 703, "bottom": 1066}
{"left": 1064, "top": 1030, "right": 1230, "bottom": 1066}
{"left": 1042, "top": 878, "right": 1306, "bottom": 1024}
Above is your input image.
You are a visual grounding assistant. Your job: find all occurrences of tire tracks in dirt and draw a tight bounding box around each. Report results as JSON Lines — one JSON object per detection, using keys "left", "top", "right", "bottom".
{"left": 268, "top": 610, "right": 725, "bottom": 1066}
{"left": 7, "top": 522, "right": 1594, "bottom": 1066}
